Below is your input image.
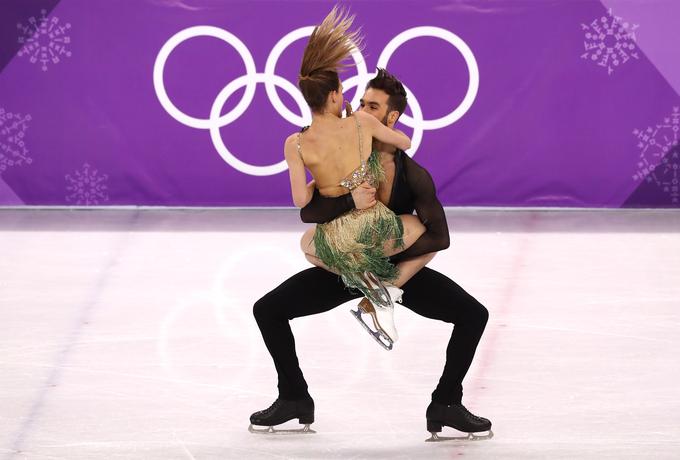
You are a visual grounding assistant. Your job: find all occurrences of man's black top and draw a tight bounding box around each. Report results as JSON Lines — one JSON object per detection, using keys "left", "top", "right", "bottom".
{"left": 300, "top": 149, "right": 450, "bottom": 262}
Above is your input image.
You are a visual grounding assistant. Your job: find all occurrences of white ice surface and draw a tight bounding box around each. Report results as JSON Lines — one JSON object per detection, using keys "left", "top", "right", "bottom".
{"left": 1, "top": 209, "right": 679, "bottom": 459}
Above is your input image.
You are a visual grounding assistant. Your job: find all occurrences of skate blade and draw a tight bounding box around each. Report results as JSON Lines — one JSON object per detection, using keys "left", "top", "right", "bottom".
{"left": 248, "top": 423, "right": 316, "bottom": 435}
{"left": 363, "top": 301, "right": 398, "bottom": 344}
{"left": 350, "top": 308, "right": 393, "bottom": 350}
{"left": 425, "top": 429, "right": 493, "bottom": 442}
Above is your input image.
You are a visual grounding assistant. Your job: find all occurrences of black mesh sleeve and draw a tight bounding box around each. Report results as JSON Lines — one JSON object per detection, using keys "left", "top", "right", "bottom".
{"left": 390, "top": 154, "right": 450, "bottom": 262}
{"left": 300, "top": 187, "right": 355, "bottom": 224}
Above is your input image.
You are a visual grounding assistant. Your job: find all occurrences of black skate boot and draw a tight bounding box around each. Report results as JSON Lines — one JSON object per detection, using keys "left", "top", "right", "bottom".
{"left": 425, "top": 401, "right": 493, "bottom": 442}
{"left": 248, "top": 396, "right": 315, "bottom": 434}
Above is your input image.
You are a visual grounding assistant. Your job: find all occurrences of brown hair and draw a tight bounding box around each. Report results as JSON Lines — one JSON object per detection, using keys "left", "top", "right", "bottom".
{"left": 298, "top": 6, "right": 363, "bottom": 113}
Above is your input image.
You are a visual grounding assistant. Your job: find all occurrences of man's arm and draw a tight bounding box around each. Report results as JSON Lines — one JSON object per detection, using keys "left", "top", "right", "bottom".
{"left": 300, "top": 188, "right": 354, "bottom": 223}
{"left": 300, "top": 183, "right": 377, "bottom": 223}
{"left": 390, "top": 155, "right": 450, "bottom": 263}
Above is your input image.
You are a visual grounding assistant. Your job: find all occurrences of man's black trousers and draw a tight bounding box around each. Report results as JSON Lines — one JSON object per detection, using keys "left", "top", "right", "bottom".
{"left": 253, "top": 267, "right": 489, "bottom": 404}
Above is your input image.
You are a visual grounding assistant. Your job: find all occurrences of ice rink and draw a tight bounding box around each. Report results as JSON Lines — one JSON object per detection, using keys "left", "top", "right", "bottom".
{"left": 1, "top": 209, "right": 679, "bottom": 459}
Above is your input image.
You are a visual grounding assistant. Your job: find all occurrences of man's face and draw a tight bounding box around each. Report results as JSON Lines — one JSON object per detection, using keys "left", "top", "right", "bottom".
{"left": 358, "top": 88, "right": 393, "bottom": 126}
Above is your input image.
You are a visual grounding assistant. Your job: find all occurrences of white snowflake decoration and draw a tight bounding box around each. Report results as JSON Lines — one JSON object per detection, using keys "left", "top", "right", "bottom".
{"left": 65, "top": 163, "right": 109, "bottom": 205}
{"left": 581, "top": 8, "right": 639, "bottom": 76}
{"left": 17, "top": 9, "right": 72, "bottom": 71}
{"left": 632, "top": 107, "right": 680, "bottom": 204}
{"left": 0, "top": 107, "right": 33, "bottom": 173}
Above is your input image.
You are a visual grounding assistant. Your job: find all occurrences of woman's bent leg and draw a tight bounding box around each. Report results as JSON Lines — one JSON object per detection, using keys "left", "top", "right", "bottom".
{"left": 391, "top": 252, "right": 437, "bottom": 287}
{"left": 305, "top": 253, "right": 339, "bottom": 275}
{"left": 301, "top": 229, "right": 341, "bottom": 274}
{"left": 383, "top": 214, "right": 426, "bottom": 256}
{"left": 300, "top": 227, "right": 317, "bottom": 257}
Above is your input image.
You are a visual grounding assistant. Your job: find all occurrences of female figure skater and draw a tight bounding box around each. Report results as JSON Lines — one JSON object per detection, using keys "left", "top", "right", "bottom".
{"left": 283, "top": 6, "right": 425, "bottom": 348}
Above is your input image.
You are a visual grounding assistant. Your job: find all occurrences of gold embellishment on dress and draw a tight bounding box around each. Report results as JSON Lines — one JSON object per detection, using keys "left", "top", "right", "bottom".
{"left": 339, "top": 161, "right": 370, "bottom": 190}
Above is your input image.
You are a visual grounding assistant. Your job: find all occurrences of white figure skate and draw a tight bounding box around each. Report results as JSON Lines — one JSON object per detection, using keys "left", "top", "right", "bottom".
{"left": 350, "top": 297, "right": 399, "bottom": 350}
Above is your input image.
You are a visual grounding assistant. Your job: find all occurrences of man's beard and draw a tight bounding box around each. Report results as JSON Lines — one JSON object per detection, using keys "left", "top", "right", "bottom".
{"left": 381, "top": 113, "right": 389, "bottom": 126}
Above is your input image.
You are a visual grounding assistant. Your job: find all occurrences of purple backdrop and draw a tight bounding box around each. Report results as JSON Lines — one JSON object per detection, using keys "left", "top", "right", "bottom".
{"left": 0, "top": 0, "right": 678, "bottom": 207}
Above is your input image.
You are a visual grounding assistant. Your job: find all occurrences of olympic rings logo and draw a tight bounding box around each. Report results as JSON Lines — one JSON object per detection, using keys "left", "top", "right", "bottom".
{"left": 153, "top": 25, "right": 479, "bottom": 176}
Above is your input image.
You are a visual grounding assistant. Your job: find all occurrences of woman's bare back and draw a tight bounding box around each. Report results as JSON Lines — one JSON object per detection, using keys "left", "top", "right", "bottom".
{"left": 297, "top": 114, "right": 375, "bottom": 197}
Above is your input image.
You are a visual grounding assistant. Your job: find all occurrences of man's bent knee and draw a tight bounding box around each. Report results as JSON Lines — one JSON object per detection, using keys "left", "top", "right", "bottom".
{"left": 253, "top": 296, "right": 273, "bottom": 322}
{"left": 475, "top": 303, "right": 489, "bottom": 329}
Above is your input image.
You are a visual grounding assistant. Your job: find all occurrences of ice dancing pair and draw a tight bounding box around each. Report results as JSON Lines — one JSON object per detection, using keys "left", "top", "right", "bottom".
{"left": 249, "top": 7, "right": 492, "bottom": 442}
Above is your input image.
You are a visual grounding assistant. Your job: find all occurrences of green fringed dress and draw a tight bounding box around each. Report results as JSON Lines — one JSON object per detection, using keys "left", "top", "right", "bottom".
{"left": 305, "top": 119, "right": 405, "bottom": 291}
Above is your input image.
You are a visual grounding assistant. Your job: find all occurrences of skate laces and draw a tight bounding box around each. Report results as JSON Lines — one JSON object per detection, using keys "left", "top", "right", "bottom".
{"left": 260, "top": 399, "right": 284, "bottom": 415}
{"left": 455, "top": 403, "right": 486, "bottom": 422}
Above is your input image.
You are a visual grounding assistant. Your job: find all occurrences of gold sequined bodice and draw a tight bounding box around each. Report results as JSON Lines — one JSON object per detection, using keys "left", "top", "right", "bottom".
{"left": 339, "top": 151, "right": 379, "bottom": 190}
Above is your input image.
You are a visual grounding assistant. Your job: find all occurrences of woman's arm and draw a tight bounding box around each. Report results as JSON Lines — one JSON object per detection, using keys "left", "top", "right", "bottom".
{"left": 284, "top": 134, "right": 313, "bottom": 208}
{"left": 355, "top": 111, "right": 411, "bottom": 151}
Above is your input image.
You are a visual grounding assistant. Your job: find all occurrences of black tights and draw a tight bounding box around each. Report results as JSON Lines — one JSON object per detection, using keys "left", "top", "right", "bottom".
{"left": 253, "top": 267, "right": 489, "bottom": 404}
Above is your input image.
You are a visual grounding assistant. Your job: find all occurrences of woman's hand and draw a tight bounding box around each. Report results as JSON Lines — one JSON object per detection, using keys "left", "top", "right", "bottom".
{"left": 344, "top": 100, "right": 353, "bottom": 118}
{"left": 351, "top": 182, "right": 377, "bottom": 209}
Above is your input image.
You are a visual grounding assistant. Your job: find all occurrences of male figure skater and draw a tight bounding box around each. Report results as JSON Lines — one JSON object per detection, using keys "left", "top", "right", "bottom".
{"left": 250, "top": 69, "right": 492, "bottom": 440}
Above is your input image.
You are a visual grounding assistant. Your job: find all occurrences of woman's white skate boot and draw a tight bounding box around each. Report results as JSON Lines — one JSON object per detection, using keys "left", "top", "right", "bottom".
{"left": 350, "top": 297, "right": 399, "bottom": 350}
{"left": 384, "top": 283, "right": 403, "bottom": 303}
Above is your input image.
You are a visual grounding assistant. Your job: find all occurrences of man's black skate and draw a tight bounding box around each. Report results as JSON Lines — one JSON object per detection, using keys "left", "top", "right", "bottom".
{"left": 248, "top": 397, "right": 316, "bottom": 434}
{"left": 425, "top": 401, "right": 493, "bottom": 442}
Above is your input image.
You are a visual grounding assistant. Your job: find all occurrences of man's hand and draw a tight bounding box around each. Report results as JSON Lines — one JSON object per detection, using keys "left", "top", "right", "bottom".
{"left": 351, "top": 182, "right": 376, "bottom": 209}
{"left": 344, "top": 100, "right": 353, "bottom": 118}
